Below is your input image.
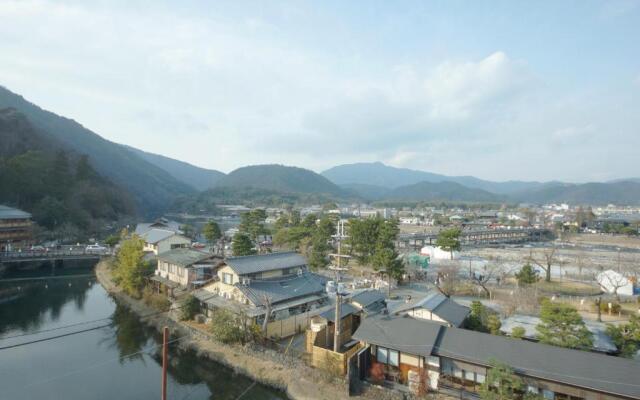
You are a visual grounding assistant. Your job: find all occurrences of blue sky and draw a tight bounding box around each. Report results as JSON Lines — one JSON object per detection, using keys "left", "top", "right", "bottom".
{"left": 1, "top": 0, "right": 639, "bottom": 182}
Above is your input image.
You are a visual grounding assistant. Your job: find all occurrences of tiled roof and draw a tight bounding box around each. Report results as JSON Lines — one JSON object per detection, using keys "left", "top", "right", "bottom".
{"left": 350, "top": 290, "right": 385, "bottom": 309}
{"left": 391, "top": 291, "right": 469, "bottom": 327}
{"left": 0, "top": 205, "right": 31, "bottom": 219}
{"left": 157, "top": 248, "right": 220, "bottom": 267}
{"left": 141, "top": 229, "right": 185, "bottom": 244}
{"left": 235, "top": 271, "right": 326, "bottom": 307}
{"left": 225, "top": 252, "right": 307, "bottom": 275}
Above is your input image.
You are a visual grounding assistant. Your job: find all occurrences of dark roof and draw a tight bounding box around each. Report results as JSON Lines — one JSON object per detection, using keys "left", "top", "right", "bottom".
{"left": 350, "top": 290, "right": 386, "bottom": 309}
{"left": 392, "top": 291, "right": 469, "bottom": 327}
{"left": 320, "top": 303, "right": 359, "bottom": 322}
{"left": 235, "top": 272, "right": 326, "bottom": 307}
{"left": 225, "top": 252, "right": 307, "bottom": 275}
{"left": 353, "top": 315, "right": 640, "bottom": 399}
{"left": 0, "top": 205, "right": 31, "bottom": 219}
{"left": 352, "top": 314, "right": 442, "bottom": 358}
{"left": 435, "top": 326, "right": 640, "bottom": 399}
{"left": 157, "top": 248, "right": 220, "bottom": 267}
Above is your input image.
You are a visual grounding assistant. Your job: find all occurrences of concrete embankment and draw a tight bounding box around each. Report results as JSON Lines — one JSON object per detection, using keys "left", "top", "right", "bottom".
{"left": 95, "top": 260, "right": 392, "bottom": 400}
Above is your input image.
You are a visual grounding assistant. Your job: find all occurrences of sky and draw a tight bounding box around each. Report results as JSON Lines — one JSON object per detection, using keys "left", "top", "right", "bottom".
{"left": 1, "top": 0, "right": 639, "bottom": 182}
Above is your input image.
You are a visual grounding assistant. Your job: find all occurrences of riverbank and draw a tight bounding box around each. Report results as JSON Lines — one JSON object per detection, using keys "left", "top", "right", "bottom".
{"left": 95, "top": 260, "right": 400, "bottom": 400}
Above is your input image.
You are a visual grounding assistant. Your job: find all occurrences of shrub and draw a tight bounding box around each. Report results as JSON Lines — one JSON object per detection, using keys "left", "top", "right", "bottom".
{"left": 180, "top": 294, "right": 201, "bottom": 321}
{"left": 141, "top": 286, "right": 171, "bottom": 311}
{"left": 511, "top": 326, "right": 526, "bottom": 339}
{"left": 599, "top": 301, "right": 621, "bottom": 314}
{"left": 210, "top": 309, "right": 245, "bottom": 344}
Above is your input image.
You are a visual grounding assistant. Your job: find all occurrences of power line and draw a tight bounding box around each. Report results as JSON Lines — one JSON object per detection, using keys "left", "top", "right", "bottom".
{"left": 0, "top": 323, "right": 114, "bottom": 350}
{"left": 0, "top": 317, "right": 113, "bottom": 340}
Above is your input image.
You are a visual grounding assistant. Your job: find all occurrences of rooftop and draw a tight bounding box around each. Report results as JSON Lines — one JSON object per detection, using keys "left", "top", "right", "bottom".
{"left": 0, "top": 205, "right": 31, "bottom": 220}
{"left": 235, "top": 271, "right": 326, "bottom": 307}
{"left": 349, "top": 290, "right": 386, "bottom": 309}
{"left": 225, "top": 251, "right": 307, "bottom": 275}
{"left": 157, "top": 248, "right": 221, "bottom": 267}
{"left": 141, "top": 228, "right": 185, "bottom": 244}
{"left": 391, "top": 291, "right": 469, "bottom": 327}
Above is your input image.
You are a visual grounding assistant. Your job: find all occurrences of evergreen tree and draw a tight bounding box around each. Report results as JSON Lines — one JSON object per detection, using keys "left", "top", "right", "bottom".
{"left": 202, "top": 221, "right": 222, "bottom": 245}
{"left": 479, "top": 359, "right": 524, "bottom": 400}
{"left": 435, "top": 228, "right": 462, "bottom": 259}
{"left": 515, "top": 263, "right": 539, "bottom": 286}
{"left": 536, "top": 299, "right": 593, "bottom": 350}
{"left": 232, "top": 233, "right": 255, "bottom": 256}
{"left": 606, "top": 315, "right": 640, "bottom": 358}
{"left": 113, "top": 235, "right": 153, "bottom": 297}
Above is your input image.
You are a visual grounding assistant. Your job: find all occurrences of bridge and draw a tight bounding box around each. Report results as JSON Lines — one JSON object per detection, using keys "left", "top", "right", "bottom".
{"left": 396, "top": 228, "right": 552, "bottom": 250}
{"left": 0, "top": 249, "right": 108, "bottom": 263}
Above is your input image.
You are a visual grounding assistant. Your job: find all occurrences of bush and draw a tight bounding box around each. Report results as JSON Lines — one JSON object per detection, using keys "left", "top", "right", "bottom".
{"left": 599, "top": 301, "right": 621, "bottom": 314}
{"left": 141, "top": 286, "right": 171, "bottom": 311}
{"left": 180, "top": 294, "right": 201, "bottom": 321}
{"left": 511, "top": 326, "right": 526, "bottom": 339}
{"left": 210, "top": 309, "right": 245, "bottom": 344}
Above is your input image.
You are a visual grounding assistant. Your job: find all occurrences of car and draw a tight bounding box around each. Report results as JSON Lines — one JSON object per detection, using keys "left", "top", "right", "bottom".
{"left": 85, "top": 244, "right": 108, "bottom": 254}
{"left": 30, "top": 245, "right": 46, "bottom": 252}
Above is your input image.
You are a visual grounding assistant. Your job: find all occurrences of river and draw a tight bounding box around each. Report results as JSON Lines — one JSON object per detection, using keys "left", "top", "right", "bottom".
{"left": 0, "top": 269, "right": 286, "bottom": 400}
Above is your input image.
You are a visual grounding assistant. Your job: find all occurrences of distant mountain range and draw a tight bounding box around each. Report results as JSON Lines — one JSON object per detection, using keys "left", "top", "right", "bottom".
{"left": 123, "top": 145, "right": 225, "bottom": 191}
{"left": 2, "top": 85, "right": 639, "bottom": 211}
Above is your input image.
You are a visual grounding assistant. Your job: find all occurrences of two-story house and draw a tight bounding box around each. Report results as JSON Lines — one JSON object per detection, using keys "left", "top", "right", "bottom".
{"left": 151, "top": 248, "right": 223, "bottom": 295}
{"left": 140, "top": 228, "right": 191, "bottom": 255}
{"left": 194, "top": 252, "right": 328, "bottom": 338}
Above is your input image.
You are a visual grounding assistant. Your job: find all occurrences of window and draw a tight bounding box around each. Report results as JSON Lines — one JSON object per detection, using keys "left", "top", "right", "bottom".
{"left": 542, "top": 389, "right": 554, "bottom": 400}
{"left": 527, "top": 385, "right": 539, "bottom": 394}
{"left": 222, "top": 273, "right": 233, "bottom": 285}
{"left": 475, "top": 373, "right": 485, "bottom": 384}
{"left": 376, "top": 347, "right": 388, "bottom": 364}
{"left": 388, "top": 350, "right": 399, "bottom": 367}
{"left": 464, "top": 371, "right": 475, "bottom": 381}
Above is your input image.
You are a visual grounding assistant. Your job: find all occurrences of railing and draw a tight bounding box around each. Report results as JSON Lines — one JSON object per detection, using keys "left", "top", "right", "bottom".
{"left": 0, "top": 249, "right": 112, "bottom": 261}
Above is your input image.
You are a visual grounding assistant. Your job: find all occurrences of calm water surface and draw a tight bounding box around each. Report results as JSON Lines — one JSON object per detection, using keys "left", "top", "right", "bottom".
{"left": 0, "top": 270, "right": 286, "bottom": 400}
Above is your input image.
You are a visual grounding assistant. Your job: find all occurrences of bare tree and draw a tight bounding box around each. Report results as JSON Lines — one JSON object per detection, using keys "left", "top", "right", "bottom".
{"left": 434, "top": 262, "right": 460, "bottom": 298}
{"left": 574, "top": 250, "right": 590, "bottom": 278}
{"left": 261, "top": 295, "right": 273, "bottom": 334}
{"left": 527, "top": 246, "right": 557, "bottom": 282}
{"left": 470, "top": 263, "right": 506, "bottom": 298}
{"left": 598, "top": 270, "right": 629, "bottom": 302}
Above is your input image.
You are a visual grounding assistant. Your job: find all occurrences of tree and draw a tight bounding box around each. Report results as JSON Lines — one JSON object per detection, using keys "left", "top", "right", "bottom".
{"left": 435, "top": 228, "right": 461, "bottom": 259}
{"left": 536, "top": 299, "right": 593, "bottom": 350}
{"left": 465, "top": 300, "right": 489, "bottom": 332}
{"left": 210, "top": 309, "right": 244, "bottom": 344}
{"left": 372, "top": 246, "right": 405, "bottom": 285}
{"left": 515, "top": 263, "right": 539, "bottom": 287}
{"left": 232, "top": 233, "right": 255, "bottom": 256}
{"left": 487, "top": 315, "right": 502, "bottom": 335}
{"left": 434, "top": 262, "right": 460, "bottom": 298}
{"left": 606, "top": 315, "right": 640, "bottom": 358}
{"left": 113, "top": 235, "right": 153, "bottom": 297}
{"left": 104, "top": 234, "right": 120, "bottom": 247}
{"left": 471, "top": 263, "right": 505, "bottom": 297}
{"left": 511, "top": 326, "right": 526, "bottom": 339}
{"left": 479, "top": 359, "right": 523, "bottom": 400}
{"left": 180, "top": 294, "right": 201, "bottom": 321}
{"left": 239, "top": 209, "right": 268, "bottom": 242}
{"left": 527, "top": 247, "right": 557, "bottom": 282}
{"left": 202, "top": 221, "right": 222, "bottom": 246}
{"left": 346, "top": 217, "right": 399, "bottom": 266}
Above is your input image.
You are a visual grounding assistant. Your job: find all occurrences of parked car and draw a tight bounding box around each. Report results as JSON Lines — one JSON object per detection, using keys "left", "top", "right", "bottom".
{"left": 29, "top": 245, "right": 46, "bottom": 252}
{"left": 85, "top": 244, "right": 108, "bottom": 254}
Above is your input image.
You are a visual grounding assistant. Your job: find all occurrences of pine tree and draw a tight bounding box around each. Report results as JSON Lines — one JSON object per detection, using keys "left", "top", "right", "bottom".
{"left": 536, "top": 299, "right": 593, "bottom": 350}
{"left": 232, "top": 233, "right": 255, "bottom": 256}
{"left": 515, "top": 263, "right": 539, "bottom": 286}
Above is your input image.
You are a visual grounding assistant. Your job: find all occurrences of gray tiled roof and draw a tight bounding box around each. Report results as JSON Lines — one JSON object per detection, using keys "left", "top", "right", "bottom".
{"left": 157, "top": 248, "right": 220, "bottom": 267}
{"left": 353, "top": 314, "right": 442, "bottom": 358}
{"left": 225, "top": 252, "right": 307, "bottom": 275}
{"left": 353, "top": 315, "right": 640, "bottom": 399}
{"left": 235, "top": 271, "right": 326, "bottom": 307}
{"left": 435, "top": 326, "right": 640, "bottom": 399}
{"left": 0, "top": 205, "right": 31, "bottom": 219}
{"left": 350, "top": 290, "right": 386, "bottom": 309}
{"left": 320, "top": 303, "right": 359, "bottom": 322}
{"left": 392, "top": 291, "right": 469, "bottom": 327}
{"left": 141, "top": 229, "right": 183, "bottom": 244}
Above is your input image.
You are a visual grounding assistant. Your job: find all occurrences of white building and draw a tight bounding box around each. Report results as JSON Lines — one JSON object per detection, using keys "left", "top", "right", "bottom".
{"left": 596, "top": 270, "right": 635, "bottom": 296}
{"left": 141, "top": 229, "right": 191, "bottom": 255}
{"left": 420, "top": 245, "right": 458, "bottom": 261}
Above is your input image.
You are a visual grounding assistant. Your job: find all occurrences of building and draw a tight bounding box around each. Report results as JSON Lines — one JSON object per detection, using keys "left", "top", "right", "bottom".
{"left": 390, "top": 291, "right": 469, "bottom": 327}
{"left": 597, "top": 270, "right": 636, "bottom": 297}
{"left": 134, "top": 218, "right": 183, "bottom": 236}
{"left": 194, "top": 252, "right": 329, "bottom": 338}
{"left": 0, "top": 205, "right": 33, "bottom": 251}
{"left": 152, "top": 248, "right": 223, "bottom": 294}
{"left": 352, "top": 314, "right": 640, "bottom": 399}
{"left": 140, "top": 228, "right": 191, "bottom": 255}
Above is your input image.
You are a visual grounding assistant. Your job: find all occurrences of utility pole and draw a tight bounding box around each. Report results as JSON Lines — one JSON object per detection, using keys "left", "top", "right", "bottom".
{"left": 329, "top": 219, "right": 349, "bottom": 352}
{"left": 161, "top": 326, "right": 168, "bottom": 400}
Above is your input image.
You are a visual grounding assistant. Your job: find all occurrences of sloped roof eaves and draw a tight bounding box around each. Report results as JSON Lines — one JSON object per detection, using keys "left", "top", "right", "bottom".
{"left": 432, "top": 300, "right": 470, "bottom": 327}
{"left": 350, "top": 290, "right": 386, "bottom": 308}
{"left": 157, "top": 249, "right": 217, "bottom": 267}
{"left": 225, "top": 252, "right": 307, "bottom": 275}
{"left": 142, "top": 229, "right": 181, "bottom": 244}
{"left": 352, "top": 315, "right": 442, "bottom": 358}
{"left": 235, "top": 272, "right": 326, "bottom": 306}
{"left": 434, "top": 327, "right": 640, "bottom": 399}
{"left": 0, "top": 205, "right": 31, "bottom": 219}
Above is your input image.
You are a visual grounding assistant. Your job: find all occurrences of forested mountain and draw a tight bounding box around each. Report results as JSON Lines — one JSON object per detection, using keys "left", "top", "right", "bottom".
{"left": 322, "top": 162, "right": 545, "bottom": 194}
{"left": 123, "top": 145, "right": 225, "bottom": 191}
{"left": 216, "top": 164, "right": 348, "bottom": 196}
{"left": 0, "top": 108, "right": 135, "bottom": 238}
{"left": 381, "top": 181, "right": 504, "bottom": 203}
{"left": 0, "top": 86, "right": 194, "bottom": 216}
